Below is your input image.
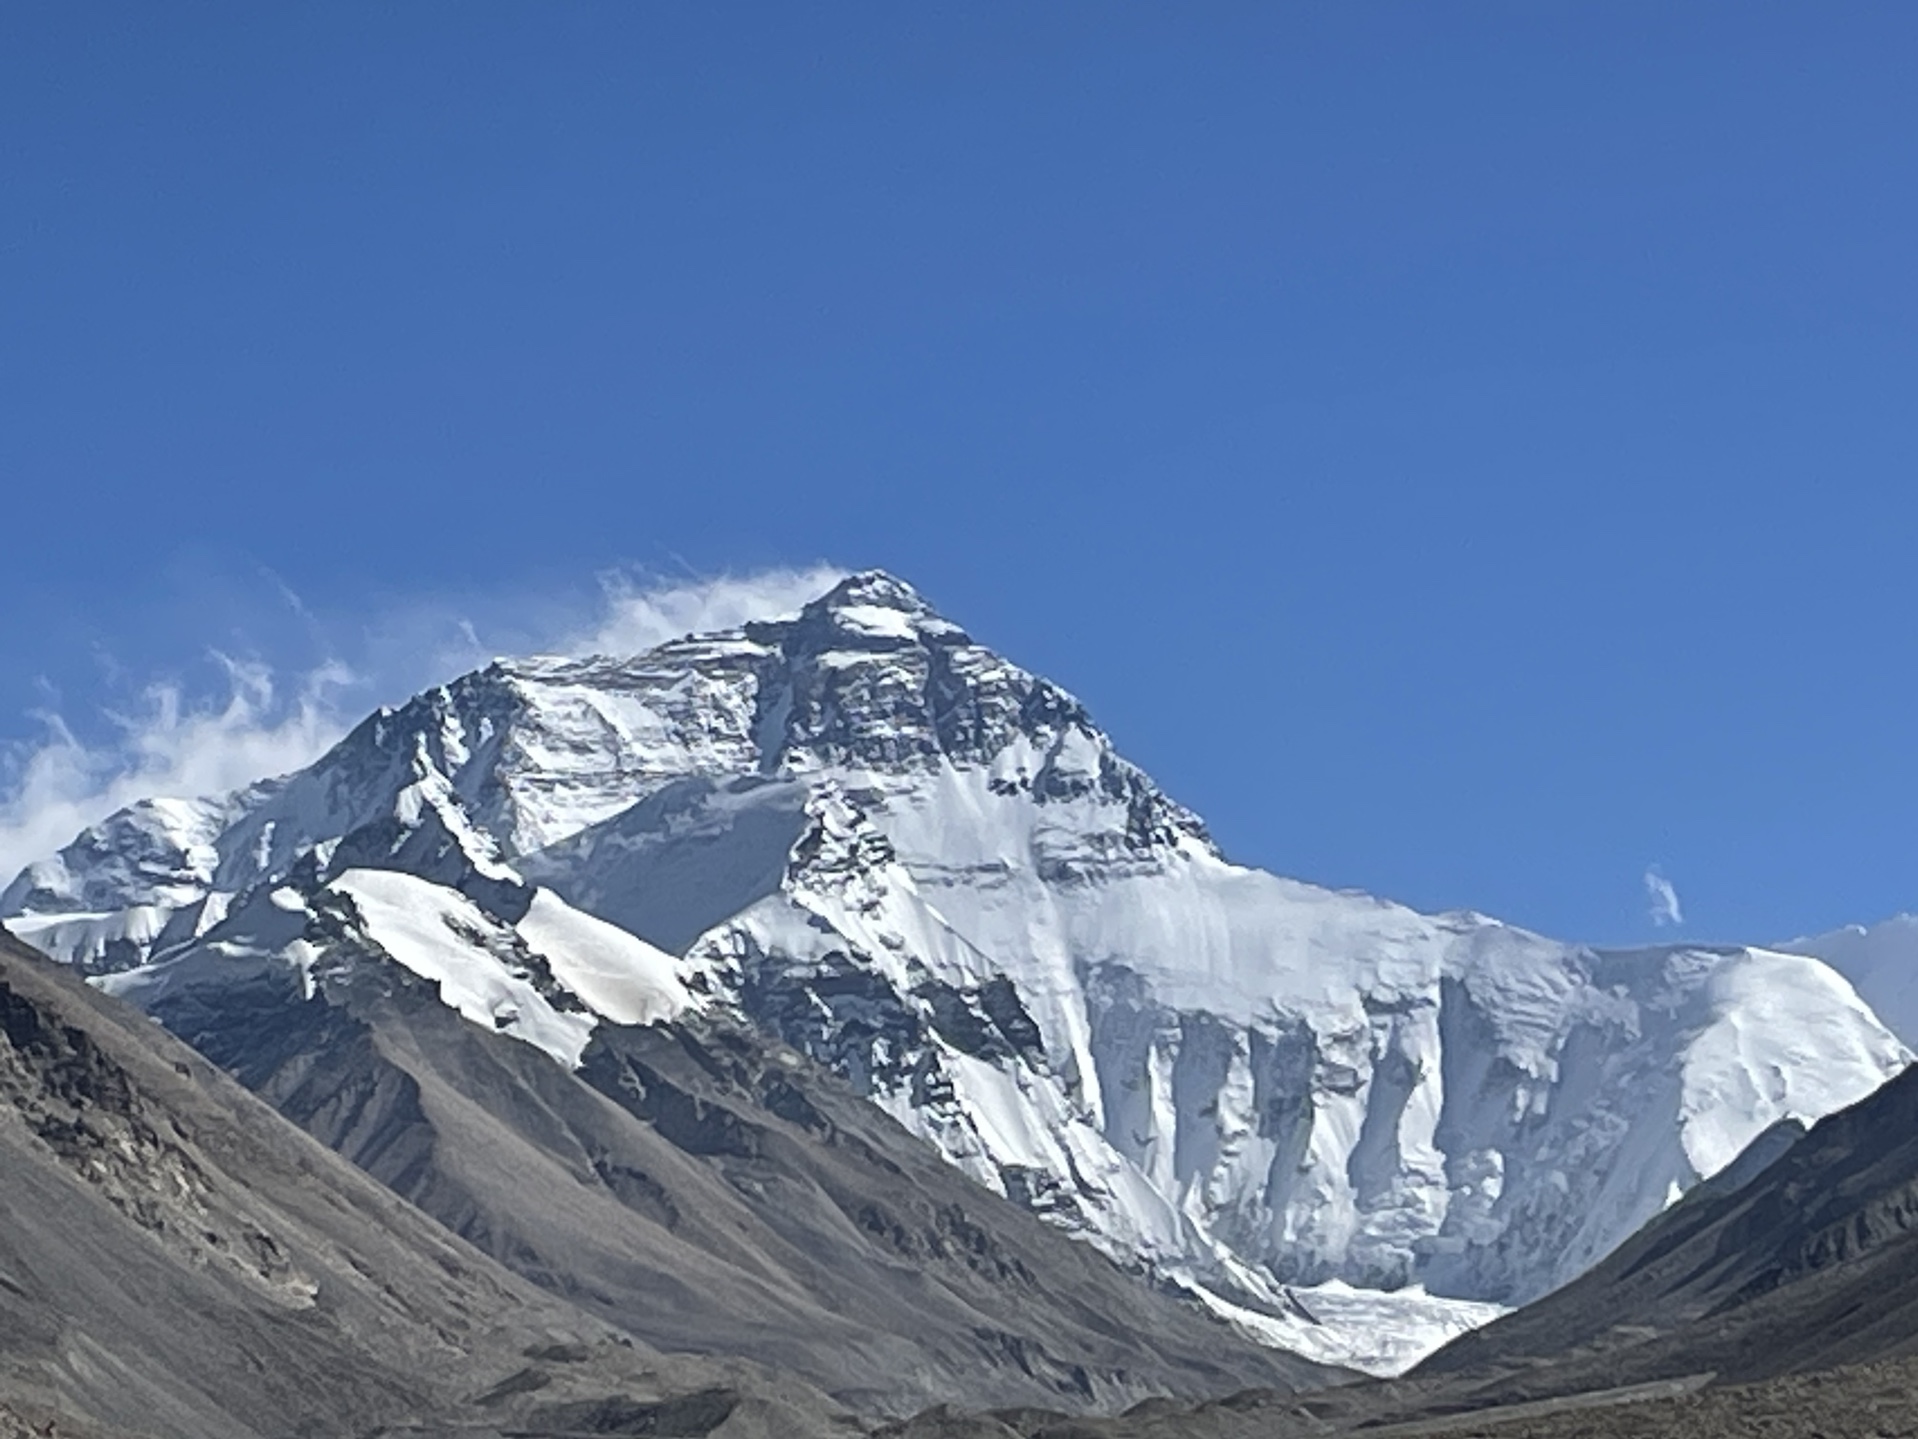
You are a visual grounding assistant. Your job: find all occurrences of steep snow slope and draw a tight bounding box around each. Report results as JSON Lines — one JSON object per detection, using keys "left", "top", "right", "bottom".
{"left": 1782, "top": 915, "right": 1918, "bottom": 1047}
{"left": 6, "top": 571, "right": 1908, "bottom": 1373}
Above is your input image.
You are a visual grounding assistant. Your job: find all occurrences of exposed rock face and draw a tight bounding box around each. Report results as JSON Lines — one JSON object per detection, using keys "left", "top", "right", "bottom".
{"left": 7, "top": 571, "right": 1908, "bottom": 1371}
{"left": 0, "top": 973, "right": 313, "bottom": 1303}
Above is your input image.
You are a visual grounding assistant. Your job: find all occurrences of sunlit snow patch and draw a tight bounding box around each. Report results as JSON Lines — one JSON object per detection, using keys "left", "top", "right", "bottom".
{"left": 329, "top": 870, "right": 597, "bottom": 1067}
{"left": 514, "top": 887, "right": 698, "bottom": 1026}
{"left": 1679, "top": 947, "right": 1909, "bottom": 1176}
{"left": 1782, "top": 914, "right": 1918, "bottom": 1047}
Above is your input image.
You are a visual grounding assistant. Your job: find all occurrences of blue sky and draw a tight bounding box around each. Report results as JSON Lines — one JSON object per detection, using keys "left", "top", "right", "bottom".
{"left": 3, "top": 4, "right": 1916, "bottom": 945}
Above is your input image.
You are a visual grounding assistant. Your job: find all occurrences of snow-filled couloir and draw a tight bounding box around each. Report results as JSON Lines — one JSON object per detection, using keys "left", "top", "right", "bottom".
{"left": 4, "top": 570, "right": 1908, "bottom": 1373}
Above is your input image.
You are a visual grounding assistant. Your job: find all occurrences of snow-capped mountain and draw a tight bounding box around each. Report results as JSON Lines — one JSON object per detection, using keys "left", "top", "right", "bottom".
{"left": 4, "top": 571, "right": 1908, "bottom": 1374}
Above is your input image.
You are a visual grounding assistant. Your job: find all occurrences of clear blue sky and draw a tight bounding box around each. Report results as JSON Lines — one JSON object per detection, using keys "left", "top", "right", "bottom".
{"left": 4, "top": 3, "right": 1916, "bottom": 945}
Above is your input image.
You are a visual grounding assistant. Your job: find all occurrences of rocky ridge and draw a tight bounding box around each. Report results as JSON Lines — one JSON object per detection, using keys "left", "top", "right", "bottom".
{"left": 0, "top": 927, "right": 860, "bottom": 1439}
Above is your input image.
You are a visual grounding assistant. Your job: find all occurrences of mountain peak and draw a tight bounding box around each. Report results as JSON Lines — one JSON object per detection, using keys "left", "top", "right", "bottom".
{"left": 818, "top": 569, "right": 930, "bottom": 611}
{"left": 784, "top": 569, "right": 969, "bottom": 649}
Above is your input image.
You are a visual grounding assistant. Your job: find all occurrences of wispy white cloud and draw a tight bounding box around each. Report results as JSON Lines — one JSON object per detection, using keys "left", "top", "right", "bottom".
{"left": 0, "top": 658, "right": 354, "bottom": 885}
{"left": 0, "top": 566, "right": 848, "bottom": 885}
{"left": 1644, "top": 866, "right": 1684, "bottom": 928}
{"left": 567, "top": 564, "right": 846, "bottom": 657}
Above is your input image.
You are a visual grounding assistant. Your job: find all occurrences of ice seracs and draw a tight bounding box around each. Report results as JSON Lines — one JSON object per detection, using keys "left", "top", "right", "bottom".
{"left": 6, "top": 569, "right": 1909, "bottom": 1373}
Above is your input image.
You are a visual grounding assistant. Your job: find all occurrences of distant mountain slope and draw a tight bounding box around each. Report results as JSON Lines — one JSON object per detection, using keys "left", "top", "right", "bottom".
{"left": 7, "top": 571, "right": 1907, "bottom": 1371}
{"left": 0, "top": 928, "right": 853, "bottom": 1439}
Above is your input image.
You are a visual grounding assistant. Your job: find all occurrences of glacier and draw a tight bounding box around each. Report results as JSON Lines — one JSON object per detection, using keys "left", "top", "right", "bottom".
{"left": 4, "top": 569, "right": 1908, "bottom": 1373}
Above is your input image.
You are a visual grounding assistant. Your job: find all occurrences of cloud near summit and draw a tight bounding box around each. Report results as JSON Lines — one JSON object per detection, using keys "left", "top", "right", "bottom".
{"left": 0, "top": 566, "right": 846, "bottom": 886}
{"left": 0, "top": 658, "right": 353, "bottom": 887}
{"left": 567, "top": 565, "right": 847, "bottom": 658}
{"left": 1644, "top": 867, "right": 1684, "bottom": 928}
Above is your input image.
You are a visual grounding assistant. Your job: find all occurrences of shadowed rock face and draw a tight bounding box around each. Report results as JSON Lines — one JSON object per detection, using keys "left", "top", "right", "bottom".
{"left": 0, "top": 929, "right": 861, "bottom": 1439}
